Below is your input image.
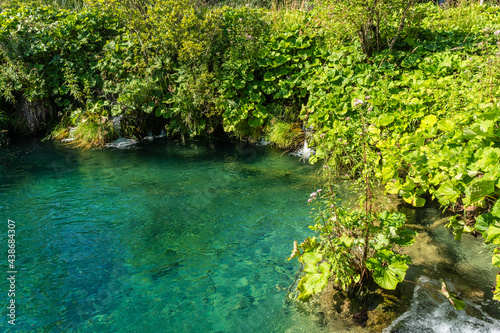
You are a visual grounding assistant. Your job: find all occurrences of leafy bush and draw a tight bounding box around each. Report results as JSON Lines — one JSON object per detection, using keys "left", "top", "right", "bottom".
{"left": 302, "top": 2, "right": 500, "bottom": 301}
{"left": 219, "top": 8, "right": 327, "bottom": 137}
{"left": 0, "top": 6, "right": 121, "bottom": 133}
{"left": 313, "top": 0, "right": 421, "bottom": 56}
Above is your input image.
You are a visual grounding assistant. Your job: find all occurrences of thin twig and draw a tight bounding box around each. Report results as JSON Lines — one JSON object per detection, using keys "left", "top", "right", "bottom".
{"left": 388, "top": 0, "right": 415, "bottom": 51}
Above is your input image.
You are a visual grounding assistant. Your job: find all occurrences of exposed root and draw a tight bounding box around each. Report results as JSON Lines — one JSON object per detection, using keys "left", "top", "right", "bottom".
{"left": 14, "top": 97, "right": 56, "bottom": 134}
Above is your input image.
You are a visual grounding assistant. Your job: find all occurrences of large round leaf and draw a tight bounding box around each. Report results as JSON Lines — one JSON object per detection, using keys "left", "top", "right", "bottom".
{"left": 366, "top": 249, "right": 410, "bottom": 290}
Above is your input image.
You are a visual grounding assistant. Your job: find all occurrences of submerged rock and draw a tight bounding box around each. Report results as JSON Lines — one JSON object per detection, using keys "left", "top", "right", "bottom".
{"left": 287, "top": 272, "right": 411, "bottom": 332}
{"left": 319, "top": 282, "right": 410, "bottom": 332}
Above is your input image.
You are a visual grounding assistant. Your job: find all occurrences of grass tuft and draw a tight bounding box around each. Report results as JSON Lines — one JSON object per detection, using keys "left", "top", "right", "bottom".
{"left": 71, "top": 116, "right": 118, "bottom": 149}
{"left": 266, "top": 120, "right": 303, "bottom": 149}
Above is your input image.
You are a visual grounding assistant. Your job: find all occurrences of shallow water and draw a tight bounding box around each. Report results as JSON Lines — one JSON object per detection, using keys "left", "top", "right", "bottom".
{"left": 0, "top": 139, "right": 327, "bottom": 332}
{"left": 387, "top": 206, "right": 500, "bottom": 333}
{"left": 2, "top": 139, "right": 500, "bottom": 332}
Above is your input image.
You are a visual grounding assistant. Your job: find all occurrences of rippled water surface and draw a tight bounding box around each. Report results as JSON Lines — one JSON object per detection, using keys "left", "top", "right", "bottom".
{"left": 0, "top": 139, "right": 326, "bottom": 332}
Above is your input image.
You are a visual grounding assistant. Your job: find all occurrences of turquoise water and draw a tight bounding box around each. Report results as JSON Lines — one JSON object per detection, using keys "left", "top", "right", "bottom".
{"left": 0, "top": 139, "right": 325, "bottom": 332}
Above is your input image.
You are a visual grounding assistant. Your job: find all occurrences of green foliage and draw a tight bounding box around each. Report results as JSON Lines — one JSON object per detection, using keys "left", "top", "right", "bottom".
{"left": 96, "top": 33, "right": 172, "bottom": 116}
{"left": 0, "top": 110, "right": 8, "bottom": 144}
{"left": 301, "top": 2, "right": 500, "bottom": 303}
{"left": 296, "top": 245, "right": 331, "bottom": 301}
{"left": 366, "top": 249, "right": 410, "bottom": 290}
{"left": 1, "top": 0, "right": 85, "bottom": 10}
{"left": 218, "top": 8, "right": 326, "bottom": 137}
{"left": 292, "top": 99, "right": 417, "bottom": 298}
{"left": 292, "top": 187, "right": 415, "bottom": 299}
{"left": 164, "top": 66, "right": 222, "bottom": 138}
{"left": 313, "top": 0, "right": 421, "bottom": 56}
{"left": 0, "top": 6, "right": 121, "bottom": 134}
{"left": 494, "top": 273, "right": 500, "bottom": 301}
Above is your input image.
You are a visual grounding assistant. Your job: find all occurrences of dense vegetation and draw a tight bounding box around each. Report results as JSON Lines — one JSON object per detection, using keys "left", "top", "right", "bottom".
{"left": 1, "top": 0, "right": 500, "bottom": 314}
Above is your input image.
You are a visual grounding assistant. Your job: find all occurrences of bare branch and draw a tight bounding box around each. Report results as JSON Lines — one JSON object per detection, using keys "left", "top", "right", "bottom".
{"left": 388, "top": 0, "right": 415, "bottom": 51}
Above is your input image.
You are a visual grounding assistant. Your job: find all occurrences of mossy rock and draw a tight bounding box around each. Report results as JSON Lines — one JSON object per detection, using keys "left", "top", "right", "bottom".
{"left": 314, "top": 281, "right": 411, "bottom": 332}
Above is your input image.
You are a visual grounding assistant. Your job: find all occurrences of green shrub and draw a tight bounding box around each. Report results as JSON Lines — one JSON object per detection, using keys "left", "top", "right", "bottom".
{"left": 0, "top": 6, "right": 121, "bottom": 135}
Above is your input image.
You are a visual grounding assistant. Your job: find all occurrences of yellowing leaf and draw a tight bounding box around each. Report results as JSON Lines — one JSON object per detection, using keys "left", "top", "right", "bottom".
{"left": 420, "top": 115, "right": 437, "bottom": 128}
{"left": 378, "top": 114, "right": 395, "bottom": 127}
{"left": 492, "top": 248, "right": 500, "bottom": 268}
{"left": 437, "top": 119, "right": 455, "bottom": 132}
{"left": 288, "top": 241, "right": 301, "bottom": 260}
{"left": 486, "top": 223, "right": 500, "bottom": 246}
{"left": 297, "top": 261, "right": 331, "bottom": 301}
{"left": 494, "top": 274, "right": 500, "bottom": 301}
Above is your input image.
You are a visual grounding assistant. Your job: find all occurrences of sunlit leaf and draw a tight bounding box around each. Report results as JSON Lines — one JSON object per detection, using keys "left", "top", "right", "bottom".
{"left": 366, "top": 249, "right": 409, "bottom": 290}
{"left": 494, "top": 274, "right": 500, "bottom": 302}
{"left": 299, "top": 250, "right": 322, "bottom": 268}
{"left": 486, "top": 222, "right": 500, "bottom": 246}
{"left": 474, "top": 213, "right": 495, "bottom": 238}
{"left": 434, "top": 183, "right": 460, "bottom": 205}
{"left": 297, "top": 261, "right": 331, "bottom": 301}
{"left": 379, "top": 211, "right": 406, "bottom": 229}
{"left": 299, "top": 237, "right": 319, "bottom": 253}
{"left": 402, "top": 190, "right": 426, "bottom": 207}
{"left": 491, "top": 201, "right": 500, "bottom": 218}
{"left": 263, "top": 71, "right": 275, "bottom": 82}
{"left": 420, "top": 114, "right": 437, "bottom": 128}
{"left": 437, "top": 119, "right": 455, "bottom": 132}
{"left": 463, "top": 179, "right": 495, "bottom": 206}
{"left": 492, "top": 248, "right": 500, "bottom": 268}
{"left": 378, "top": 114, "right": 395, "bottom": 127}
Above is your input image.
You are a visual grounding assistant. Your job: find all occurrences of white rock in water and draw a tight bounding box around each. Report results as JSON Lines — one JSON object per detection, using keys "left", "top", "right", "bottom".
{"left": 257, "top": 138, "right": 271, "bottom": 146}
{"left": 106, "top": 137, "right": 138, "bottom": 149}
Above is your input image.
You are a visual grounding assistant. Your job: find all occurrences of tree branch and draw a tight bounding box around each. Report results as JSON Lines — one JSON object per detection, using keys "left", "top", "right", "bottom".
{"left": 388, "top": 0, "right": 415, "bottom": 51}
